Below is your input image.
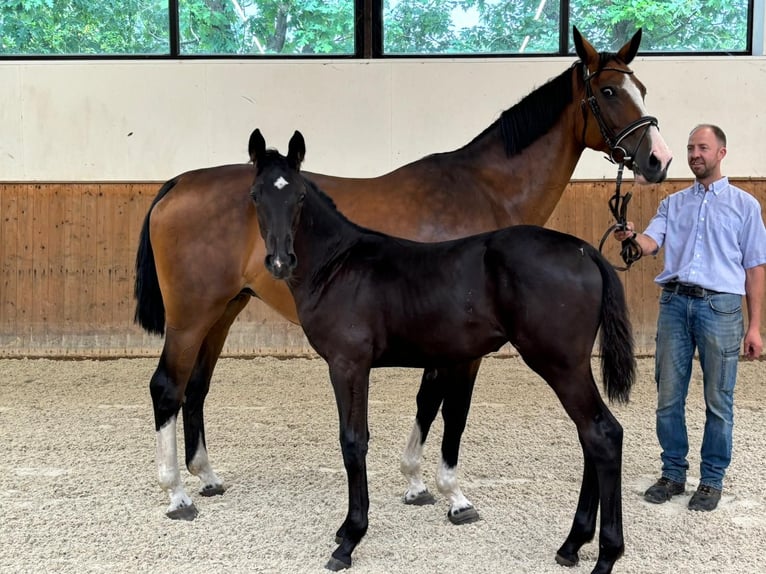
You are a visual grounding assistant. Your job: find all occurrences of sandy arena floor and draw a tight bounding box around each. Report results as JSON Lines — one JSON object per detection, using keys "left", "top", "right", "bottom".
{"left": 0, "top": 356, "right": 764, "bottom": 574}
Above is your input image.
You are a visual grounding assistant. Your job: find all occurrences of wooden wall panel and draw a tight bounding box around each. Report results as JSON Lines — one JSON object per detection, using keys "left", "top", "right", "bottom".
{"left": 1, "top": 179, "right": 765, "bottom": 357}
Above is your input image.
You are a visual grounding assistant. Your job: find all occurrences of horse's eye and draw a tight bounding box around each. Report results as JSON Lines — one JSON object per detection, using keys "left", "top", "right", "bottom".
{"left": 601, "top": 87, "right": 616, "bottom": 98}
{"left": 298, "top": 191, "right": 306, "bottom": 203}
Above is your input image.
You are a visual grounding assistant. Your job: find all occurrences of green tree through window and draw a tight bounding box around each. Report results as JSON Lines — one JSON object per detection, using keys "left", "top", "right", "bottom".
{"left": 0, "top": 0, "right": 753, "bottom": 57}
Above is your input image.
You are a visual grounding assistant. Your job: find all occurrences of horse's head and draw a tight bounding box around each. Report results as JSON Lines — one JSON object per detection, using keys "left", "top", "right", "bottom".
{"left": 249, "top": 129, "right": 307, "bottom": 280}
{"left": 574, "top": 27, "right": 672, "bottom": 183}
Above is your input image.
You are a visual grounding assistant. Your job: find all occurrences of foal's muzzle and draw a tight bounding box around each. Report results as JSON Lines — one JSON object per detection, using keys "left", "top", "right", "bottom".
{"left": 265, "top": 253, "right": 297, "bottom": 280}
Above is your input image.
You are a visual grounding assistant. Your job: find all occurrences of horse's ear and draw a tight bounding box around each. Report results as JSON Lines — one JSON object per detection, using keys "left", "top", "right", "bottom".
{"left": 287, "top": 130, "right": 306, "bottom": 170}
{"left": 248, "top": 129, "right": 266, "bottom": 163}
{"left": 573, "top": 26, "right": 598, "bottom": 71}
{"left": 617, "top": 28, "right": 642, "bottom": 65}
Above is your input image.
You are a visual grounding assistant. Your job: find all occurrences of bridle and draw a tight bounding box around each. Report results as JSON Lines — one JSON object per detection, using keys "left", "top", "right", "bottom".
{"left": 580, "top": 63, "right": 657, "bottom": 271}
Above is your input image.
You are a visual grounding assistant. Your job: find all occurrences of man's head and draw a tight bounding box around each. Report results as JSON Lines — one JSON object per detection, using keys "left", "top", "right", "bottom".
{"left": 687, "top": 124, "right": 727, "bottom": 185}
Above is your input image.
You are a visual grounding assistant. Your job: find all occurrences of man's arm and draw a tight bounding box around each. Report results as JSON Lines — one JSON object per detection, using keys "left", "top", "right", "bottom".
{"left": 614, "top": 223, "right": 659, "bottom": 257}
{"left": 743, "top": 264, "right": 765, "bottom": 359}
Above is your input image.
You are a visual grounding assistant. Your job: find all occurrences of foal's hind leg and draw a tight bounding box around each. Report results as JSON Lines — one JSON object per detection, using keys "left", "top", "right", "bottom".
{"left": 182, "top": 293, "right": 250, "bottom": 497}
{"left": 547, "top": 374, "right": 625, "bottom": 574}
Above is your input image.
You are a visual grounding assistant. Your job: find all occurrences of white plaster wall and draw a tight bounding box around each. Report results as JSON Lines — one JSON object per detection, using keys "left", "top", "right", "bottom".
{"left": 0, "top": 56, "right": 764, "bottom": 182}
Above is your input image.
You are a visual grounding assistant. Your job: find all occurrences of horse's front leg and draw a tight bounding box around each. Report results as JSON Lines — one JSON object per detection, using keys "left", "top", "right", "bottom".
{"left": 400, "top": 368, "right": 442, "bottom": 506}
{"left": 435, "top": 360, "right": 481, "bottom": 524}
{"left": 150, "top": 354, "right": 198, "bottom": 520}
{"left": 326, "top": 362, "right": 371, "bottom": 571}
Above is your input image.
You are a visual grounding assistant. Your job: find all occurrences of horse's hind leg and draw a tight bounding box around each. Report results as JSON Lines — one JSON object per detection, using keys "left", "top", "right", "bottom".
{"left": 150, "top": 330, "right": 207, "bottom": 520}
{"left": 182, "top": 293, "right": 250, "bottom": 497}
{"left": 400, "top": 368, "right": 443, "bottom": 505}
{"left": 435, "top": 359, "right": 482, "bottom": 524}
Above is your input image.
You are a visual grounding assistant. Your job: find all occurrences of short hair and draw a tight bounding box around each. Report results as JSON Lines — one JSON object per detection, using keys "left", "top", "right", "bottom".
{"left": 690, "top": 124, "right": 727, "bottom": 147}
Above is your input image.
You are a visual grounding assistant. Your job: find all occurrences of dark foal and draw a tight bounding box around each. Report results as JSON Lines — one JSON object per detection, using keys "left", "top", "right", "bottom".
{"left": 249, "top": 130, "right": 635, "bottom": 574}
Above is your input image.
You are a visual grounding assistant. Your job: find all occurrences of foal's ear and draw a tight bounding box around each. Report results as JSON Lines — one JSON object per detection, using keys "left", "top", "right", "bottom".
{"left": 616, "top": 28, "right": 642, "bottom": 65}
{"left": 287, "top": 130, "right": 306, "bottom": 170}
{"left": 573, "top": 26, "right": 598, "bottom": 72}
{"left": 248, "top": 129, "right": 266, "bottom": 163}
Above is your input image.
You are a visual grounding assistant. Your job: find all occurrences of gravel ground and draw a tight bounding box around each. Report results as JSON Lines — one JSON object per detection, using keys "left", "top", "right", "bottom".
{"left": 0, "top": 356, "right": 764, "bottom": 574}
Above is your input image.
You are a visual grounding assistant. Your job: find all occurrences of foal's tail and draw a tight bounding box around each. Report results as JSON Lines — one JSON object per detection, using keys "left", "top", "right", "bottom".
{"left": 134, "top": 178, "right": 177, "bottom": 336}
{"left": 592, "top": 250, "right": 636, "bottom": 404}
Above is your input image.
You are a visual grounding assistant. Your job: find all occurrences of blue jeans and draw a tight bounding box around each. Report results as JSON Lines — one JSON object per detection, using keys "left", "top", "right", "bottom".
{"left": 654, "top": 290, "right": 743, "bottom": 491}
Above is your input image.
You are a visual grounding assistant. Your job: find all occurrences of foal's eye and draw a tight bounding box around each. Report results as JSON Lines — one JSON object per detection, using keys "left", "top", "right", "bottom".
{"left": 298, "top": 191, "right": 306, "bottom": 203}
{"left": 601, "top": 87, "right": 616, "bottom": 98}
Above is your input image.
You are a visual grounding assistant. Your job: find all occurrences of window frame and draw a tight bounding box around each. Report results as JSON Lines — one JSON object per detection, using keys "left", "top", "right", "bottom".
{"left": 0, "top": 0, "right": 757, "bottom": 60}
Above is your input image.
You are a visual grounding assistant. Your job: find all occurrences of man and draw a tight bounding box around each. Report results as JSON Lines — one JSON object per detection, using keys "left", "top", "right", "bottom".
{"left": 616, "top": 124, "right": 766, "bottom": 511}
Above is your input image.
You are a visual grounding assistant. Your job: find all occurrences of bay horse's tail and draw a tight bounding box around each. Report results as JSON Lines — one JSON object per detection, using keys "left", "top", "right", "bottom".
{"left": 134, "top": 178, "right": 178, "bottom": 336}
{"left": 592, "top": 250, "right": 636, "bottom": 405}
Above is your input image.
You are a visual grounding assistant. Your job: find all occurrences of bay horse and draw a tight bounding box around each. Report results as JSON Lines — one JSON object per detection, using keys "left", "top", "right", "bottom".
{"left": 134, "top": 27, "right": 671, "bottom": 523}
{"left": 249, "top": 129, "right": 635, "bottom": 574}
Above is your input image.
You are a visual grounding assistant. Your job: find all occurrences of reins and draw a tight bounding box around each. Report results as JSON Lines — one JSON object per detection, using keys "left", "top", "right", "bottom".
{"left": 598, "top": 162, "right": 642, "bottom": 271}
{"left": 579, "top": 63, "right": 654, "bottom": 271}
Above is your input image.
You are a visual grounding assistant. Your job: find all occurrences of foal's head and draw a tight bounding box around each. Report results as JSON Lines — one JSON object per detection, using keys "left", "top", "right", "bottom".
{"left": 248, "top": 129, "right": 307, "bottom": 280}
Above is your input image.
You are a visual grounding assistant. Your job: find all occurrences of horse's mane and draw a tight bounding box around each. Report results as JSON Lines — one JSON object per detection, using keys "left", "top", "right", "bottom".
{"left": 462, "top": 53, "right": 619, "bottom": 158}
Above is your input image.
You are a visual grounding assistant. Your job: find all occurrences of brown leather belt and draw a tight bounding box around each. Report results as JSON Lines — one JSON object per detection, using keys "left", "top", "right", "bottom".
{"left": 663, "top": 281, "right": 721, "bottom": 298}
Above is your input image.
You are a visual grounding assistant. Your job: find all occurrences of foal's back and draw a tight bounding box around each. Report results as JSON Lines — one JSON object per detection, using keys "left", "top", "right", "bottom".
{"left": 298, "top": 222, "right": 604, "bottom": 368}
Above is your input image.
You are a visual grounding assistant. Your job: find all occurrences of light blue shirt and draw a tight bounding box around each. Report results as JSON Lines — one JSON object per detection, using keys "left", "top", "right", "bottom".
{"left": 643, "top": 177, "right": 766, "bottom": 295}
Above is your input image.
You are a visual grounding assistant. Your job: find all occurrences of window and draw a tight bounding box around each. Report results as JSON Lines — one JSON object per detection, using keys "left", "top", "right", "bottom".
{"left": 0, "top": 0, "right": 755, "bottom": 57}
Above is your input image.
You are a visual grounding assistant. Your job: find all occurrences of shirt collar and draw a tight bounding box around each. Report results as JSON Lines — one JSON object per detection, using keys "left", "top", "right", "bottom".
{"left": 693, "top": 176, "right": 729, "bottom": 196}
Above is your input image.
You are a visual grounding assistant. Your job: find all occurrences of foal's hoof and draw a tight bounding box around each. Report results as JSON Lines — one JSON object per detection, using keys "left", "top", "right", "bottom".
{"left": 448, "top": 505, "right": 480, "bottom": 525}
{"left": 404, "top": 489, "right": 436, "bottom": 506}
{"left": 200, "top": 483, "right": 226, "bottom": 497}
{"left": 166, "top": 503, "right": 199, "bottom": 521}
{"left": 555, "top": 552, "right": 579, "bottom": 567}
{"left": 325, "top": 557, "right": 351, "bottom": 571}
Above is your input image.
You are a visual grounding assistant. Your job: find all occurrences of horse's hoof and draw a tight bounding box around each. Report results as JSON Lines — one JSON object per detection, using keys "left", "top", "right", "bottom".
{"left": 555, "top": 552, "right": 579, "bottom": 567}
{"left": 325, "top": 557, "right": 351, "bottom": 571}
{"left": 166, "top": 503, "right": 199, "bottom": 521}
{"left": 404, "top": 490, "right": 436, "bottom": 506}
{"left": 448, "top": 505, "right": 480, "bottom": 525}
{"left": 199, "top": 484, "right": 226, "bottom": 497}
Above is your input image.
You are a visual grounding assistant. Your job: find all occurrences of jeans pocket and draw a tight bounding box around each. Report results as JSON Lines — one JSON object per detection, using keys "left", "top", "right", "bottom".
{"left": 708, "top": 293, "right": 742, "bottom": 315}
{"left": 719, "top": 349, "right": 739, "bottom": 393}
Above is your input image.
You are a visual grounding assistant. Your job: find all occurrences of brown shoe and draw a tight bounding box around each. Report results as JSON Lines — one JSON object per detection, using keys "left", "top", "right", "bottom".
{"left": 688, "top": 484, "right": 721, "bottom": 512}
{"left": 644, "top": 477, "right": 685, "bottom": 504}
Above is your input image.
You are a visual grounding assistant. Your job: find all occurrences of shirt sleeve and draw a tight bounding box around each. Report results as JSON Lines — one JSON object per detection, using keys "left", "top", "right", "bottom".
{"left": 642, "top": 196, "right": 669, "bottom": 254}
{"left": 740, "top": 195, "right": 766, "bottom": 270}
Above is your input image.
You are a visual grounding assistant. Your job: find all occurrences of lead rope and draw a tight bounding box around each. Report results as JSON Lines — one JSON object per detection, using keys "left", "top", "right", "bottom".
{"left": 598, "top": 162, "right": 642, "bottom": 271}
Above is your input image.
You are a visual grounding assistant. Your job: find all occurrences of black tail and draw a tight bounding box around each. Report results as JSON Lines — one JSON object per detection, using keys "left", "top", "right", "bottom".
{"left": 134, "top": 178, "right": 178, "bottom": 336}
{"left": 592, "top": 250, "right": 636, "bottom": 404}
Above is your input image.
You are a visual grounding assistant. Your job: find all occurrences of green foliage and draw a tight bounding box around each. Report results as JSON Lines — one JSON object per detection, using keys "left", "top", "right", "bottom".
{"left": 0, "top": 0, "right": 168, "bottom": 55}
{"left": 0, "top": 0, "right": 751, "bottom": 56}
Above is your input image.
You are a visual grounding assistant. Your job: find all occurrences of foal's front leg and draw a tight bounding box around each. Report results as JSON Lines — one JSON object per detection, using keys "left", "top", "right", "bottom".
{"left": 326, "top": 363, "right": 371, "bottom": 571}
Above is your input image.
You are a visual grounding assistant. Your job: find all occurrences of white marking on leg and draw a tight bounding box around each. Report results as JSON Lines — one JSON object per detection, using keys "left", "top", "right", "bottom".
{"left": 156, "top": 416, "right": 193, "bottom": 514}
{"left": 436, "top": 457, "right": 474, "bottom": 514}
{"left": 188, "top": 432, "right": 224, "bottom": 492}
{"left": 400, "top": 421, "right": 428, "bottom": 501}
